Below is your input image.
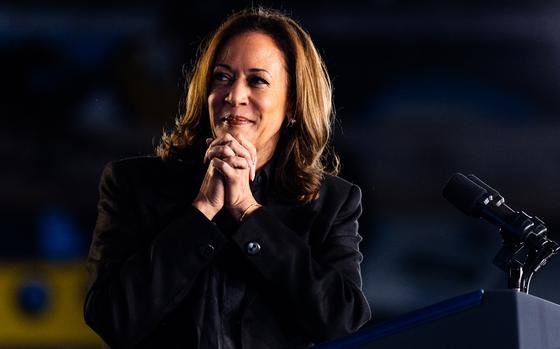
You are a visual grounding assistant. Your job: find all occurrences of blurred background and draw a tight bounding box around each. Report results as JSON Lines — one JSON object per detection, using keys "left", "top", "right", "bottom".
{"left": 2, "top": 0, "right": 560, "bottom": 347}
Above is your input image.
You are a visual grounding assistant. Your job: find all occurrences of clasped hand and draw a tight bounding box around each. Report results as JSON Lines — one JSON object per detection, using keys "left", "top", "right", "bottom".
{"left": 192, "top": 133, "right": 259, "bottom": 222}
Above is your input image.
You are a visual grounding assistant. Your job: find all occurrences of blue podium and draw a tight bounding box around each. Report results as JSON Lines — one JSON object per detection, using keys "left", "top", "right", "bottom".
{"left": 315, "top": 289, "right": 560, "bottom": 349}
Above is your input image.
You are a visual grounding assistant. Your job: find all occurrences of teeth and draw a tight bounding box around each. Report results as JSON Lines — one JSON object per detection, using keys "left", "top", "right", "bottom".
{"left": 225, "top": 116, "right": 249, "bottom": 122}
{"left": 222, "top": 115, "right": 252, "bottom": 124}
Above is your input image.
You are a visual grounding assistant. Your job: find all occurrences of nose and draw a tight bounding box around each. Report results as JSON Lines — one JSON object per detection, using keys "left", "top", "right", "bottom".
{"left": 225, "top": 79, "right": 249, "bottom": 106}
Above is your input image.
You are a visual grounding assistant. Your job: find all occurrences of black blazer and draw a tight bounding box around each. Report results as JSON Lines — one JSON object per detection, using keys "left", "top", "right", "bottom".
{"left": 84, "top": 154, "right": 371, "bottom": 349}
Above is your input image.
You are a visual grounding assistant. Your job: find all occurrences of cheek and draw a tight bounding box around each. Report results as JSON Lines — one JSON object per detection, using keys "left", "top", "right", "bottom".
{"left": 257, "top": 107, "right": 285, "bottom": 141}
{"left": 208, "top": 92, "right": 219, "bottom": 114}
{"left": 207, "top": 92, "right": 222, "bottom": 133}
{"left": 208, "top": 92, "right": 225, "bottom": 117}
{"left": 258, "top": 90, "right": 288, "bottom": 119}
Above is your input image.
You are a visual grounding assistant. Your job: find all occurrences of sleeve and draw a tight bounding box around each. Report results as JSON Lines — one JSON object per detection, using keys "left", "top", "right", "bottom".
{"left": 83, "top": 161, "right": 228, "bottom": 348}
{"left": 231, "top": 184, "right": 372, "bottom": 342}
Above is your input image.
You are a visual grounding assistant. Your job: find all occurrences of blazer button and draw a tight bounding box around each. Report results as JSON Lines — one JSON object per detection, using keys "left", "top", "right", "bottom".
{"left": 199, "top": 244, "right": 215, "bottom": 258}
{"left": 245, "top": 242, "right": 261, "bottom": 255}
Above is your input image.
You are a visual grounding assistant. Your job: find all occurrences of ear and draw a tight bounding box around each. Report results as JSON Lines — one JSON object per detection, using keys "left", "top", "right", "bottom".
{"left": 285, "top": 114, "right": 296, "bottom": 128}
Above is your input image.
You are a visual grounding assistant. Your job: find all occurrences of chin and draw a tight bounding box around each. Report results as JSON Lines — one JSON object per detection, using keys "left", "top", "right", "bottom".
{"left": 221, "top": 128, "right": 255, "bottom": 143}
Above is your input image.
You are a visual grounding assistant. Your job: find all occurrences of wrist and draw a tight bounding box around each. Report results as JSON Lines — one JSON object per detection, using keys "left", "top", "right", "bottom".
{"left": 236, "top": 201, "right": 262, "bottom": 223}
{"left": 192, "top": 196, "right": 220, "bottom": 221}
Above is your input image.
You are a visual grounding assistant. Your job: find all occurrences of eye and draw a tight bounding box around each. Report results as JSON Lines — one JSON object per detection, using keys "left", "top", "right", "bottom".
{"left": 212, "top": 71, "right": 231, "bottom": 82}
{"left": 249, "top": 76, "right": 269, "bottom": 86}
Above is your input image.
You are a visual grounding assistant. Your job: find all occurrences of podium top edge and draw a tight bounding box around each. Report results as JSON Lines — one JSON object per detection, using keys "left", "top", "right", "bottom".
{"left": 314, "top": 289, "right": 485, "bottom": 349}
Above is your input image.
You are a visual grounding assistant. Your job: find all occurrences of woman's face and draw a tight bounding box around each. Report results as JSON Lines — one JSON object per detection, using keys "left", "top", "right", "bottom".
{"left": 208, "top": 31, "right": 289, "bottom": 163}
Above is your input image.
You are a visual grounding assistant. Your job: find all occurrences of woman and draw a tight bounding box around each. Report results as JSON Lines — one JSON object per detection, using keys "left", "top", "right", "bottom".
{"left": 84, "top": 7, "right": 371, "bottom": 349}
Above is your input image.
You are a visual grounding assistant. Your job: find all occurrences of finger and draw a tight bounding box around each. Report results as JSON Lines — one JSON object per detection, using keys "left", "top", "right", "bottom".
{"left": 203, "top": 139, "right": 213, "bottom": 163}
{"left": 225, "top": 140, "right": 253, "bottom": 169}
{"left": 212, "top": 133, "right": 256, "bottom": 181}
{"left": 222, "top": 156, "right": 250, "bottom": 170}
{"left": 205, "top": 145, "right": 236, "bottom": 163}
{"left": 209, "top": 133, "right": 235, "bottom": 147}
{"left": 206, "top": 134, "right": 234, "bottom": 163}
{"left": 235, "top": 133, "right": 256, "bottom": 164}
{"left": 210, "top": 134, "right": 254, "bottom": 173}
{"left": 211, "top": 157, "right": 236, "bottom": 182}
{"left": 236, "top": 134, "right": 257, "bottom": 181}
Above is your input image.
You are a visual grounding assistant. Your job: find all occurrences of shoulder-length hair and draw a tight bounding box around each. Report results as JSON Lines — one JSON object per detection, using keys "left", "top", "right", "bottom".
{"left": 157, "top": 7, "right": 339, "bottom": 203}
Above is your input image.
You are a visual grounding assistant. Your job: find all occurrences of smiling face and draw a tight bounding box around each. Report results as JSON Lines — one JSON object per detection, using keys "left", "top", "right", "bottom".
{"left": 208, "top": 31, "right": 289, "bottom": 167}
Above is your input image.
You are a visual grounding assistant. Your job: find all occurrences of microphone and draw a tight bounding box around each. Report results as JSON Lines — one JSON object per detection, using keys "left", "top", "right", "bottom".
{"left": 443, "top": 173, "right": 559, "bottom": 292}
{"left": 442, "top": 173, "right": 548, "bottom": 249}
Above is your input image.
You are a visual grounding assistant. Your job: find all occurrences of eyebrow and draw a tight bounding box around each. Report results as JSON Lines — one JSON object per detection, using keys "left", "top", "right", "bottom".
{"left": 215, "top": 64, "right": 272, "bottom": 78}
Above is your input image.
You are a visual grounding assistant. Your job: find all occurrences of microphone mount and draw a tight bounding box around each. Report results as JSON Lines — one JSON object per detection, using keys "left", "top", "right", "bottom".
{"left": 443, "top": 173, "right": 560, "bottom": 293}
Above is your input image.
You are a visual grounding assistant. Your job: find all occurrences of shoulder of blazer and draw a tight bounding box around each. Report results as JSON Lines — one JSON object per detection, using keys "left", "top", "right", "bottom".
{"left": 99, "top": 156, "right": 162, "bottom": 191}
{"left": 319, "top": 173, "right": 360, "bottom": 202}
{"left": 108, "top": 155, "right": 162, "bottom": 174}
{"left": 305, "top": 173, "right": 362, "bottom": 221}
{"left": 322, "top": 173, "right": 355, "bottom": 189}
{"left": 101, "top": 154, "right": 205, "bottom": 205}
{"left": 104, "top": 154, "right": 200, "bottom": 183}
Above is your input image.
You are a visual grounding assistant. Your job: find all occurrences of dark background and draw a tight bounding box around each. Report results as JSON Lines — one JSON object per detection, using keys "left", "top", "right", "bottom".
{"left": 2, "top": 0, "right": 560, "bottom": 346}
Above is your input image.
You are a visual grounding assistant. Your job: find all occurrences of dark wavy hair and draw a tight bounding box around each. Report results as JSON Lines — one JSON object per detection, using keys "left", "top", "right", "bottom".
{"left": 157, "top": 7, "right": 339, "bottom": 203}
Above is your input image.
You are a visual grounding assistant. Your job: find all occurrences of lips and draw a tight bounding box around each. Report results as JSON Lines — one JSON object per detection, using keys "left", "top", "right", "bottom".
{"left": 222, "top": 115, "right": 254, "bottom": 126}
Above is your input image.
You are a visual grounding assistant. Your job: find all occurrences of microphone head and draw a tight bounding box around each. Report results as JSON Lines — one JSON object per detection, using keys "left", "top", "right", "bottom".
{"left": 467, "top": 174, "right": 504, "bottom": 204}
{"left": 443, "top": 173, "right": 489, "bottom": 216}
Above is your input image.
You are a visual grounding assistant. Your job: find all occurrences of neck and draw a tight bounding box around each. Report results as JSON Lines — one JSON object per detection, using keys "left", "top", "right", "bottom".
{"left": 256, "top": 135, "right": 280, "bottom": 170}
{"left": 256, "top": 149, "right": 273, "bottom": 171}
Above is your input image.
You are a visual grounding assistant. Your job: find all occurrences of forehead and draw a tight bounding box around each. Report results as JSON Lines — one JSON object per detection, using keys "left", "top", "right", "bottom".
{"left": 216, "top": 31, "right": 286, "bottom": 69}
